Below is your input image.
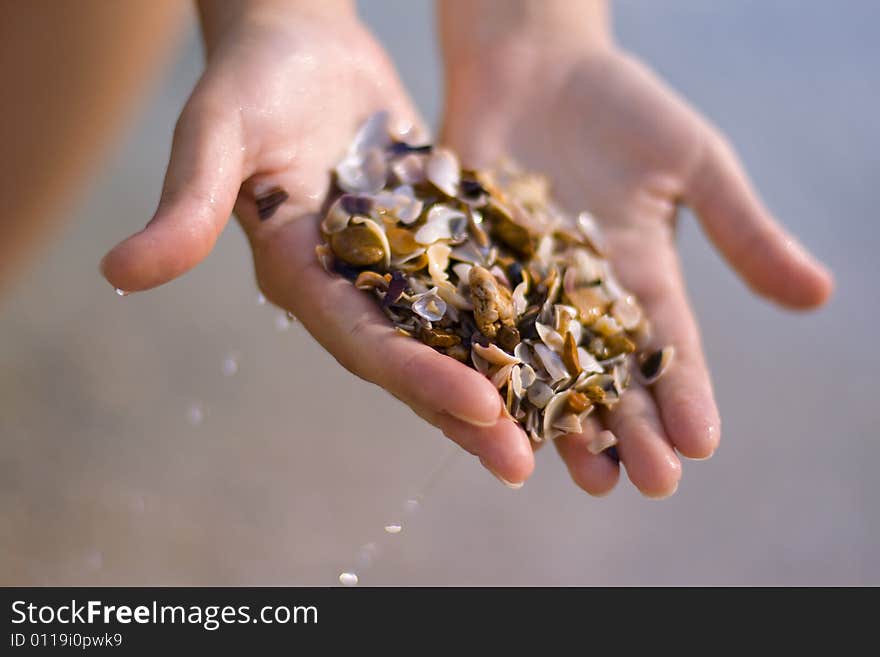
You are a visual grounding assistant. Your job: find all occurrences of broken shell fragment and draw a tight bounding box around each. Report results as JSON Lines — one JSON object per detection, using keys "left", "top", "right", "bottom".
{"left": 318, "top": 113, "right": 673, "bottom": 447}
{"left": 425, "top": 147, "right": 460, "bottom": 197}
{"left": 638, "top": 346, "right": 675, "bottom": 385}
{"left": 587, "top": 430, "right": 619, "bottom": 456}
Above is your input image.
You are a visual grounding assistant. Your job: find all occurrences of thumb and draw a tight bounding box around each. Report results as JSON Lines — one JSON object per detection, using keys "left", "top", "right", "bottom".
{"left": 686, "top": 131, "right": 833, "bottom": 309}
{"left": 101, "top": 100, "right": 244, "bottom": 292}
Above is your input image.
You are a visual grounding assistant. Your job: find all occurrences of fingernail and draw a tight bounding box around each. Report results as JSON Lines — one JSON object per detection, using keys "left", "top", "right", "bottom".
{"left": 645, "top": 480, "right": 679, "bottom": 500}
{"left": 480, "top": 458, "right": 524, "bottom": 489}
{"left": 448, "top": 408, "right": 499, "bottom": 428}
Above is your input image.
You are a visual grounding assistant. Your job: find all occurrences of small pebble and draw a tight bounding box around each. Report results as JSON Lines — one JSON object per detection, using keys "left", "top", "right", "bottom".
{"left": 338, "top": 572, "right": 359, "bottom": 587}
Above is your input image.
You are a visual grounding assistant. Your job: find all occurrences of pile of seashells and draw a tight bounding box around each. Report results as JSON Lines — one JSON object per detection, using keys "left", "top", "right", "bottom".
{"left": 316, "top": 112, "right": 673, "bottom": 450}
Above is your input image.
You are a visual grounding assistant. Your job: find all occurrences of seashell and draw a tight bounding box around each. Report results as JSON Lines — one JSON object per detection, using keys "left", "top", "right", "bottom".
{"left": 434, "top": 279, "right": 473, "bottom": 310}
{"left": 564, "top": 390, "right": 591, "bottom": 415}
{"left": 452, "top": 262, "right": 472, "bottom": 283}
{"left": 382, "top": 271, "right": 408, "bottom": 308}
{"left": 349, "top": 111, "right": 392, "bottom": 156}
{"left": 535, "top": 322, "right": 565, "bottom": 352}
{"left": 396, "top": 252, "right": 428, "bottom": 272}
{"left": 471, "top": 349, "right": 491, "bottom": 376}
{"left": 576, "top": 211, "right": 608, "bottom": 255}
{"left": 511, "top": 281, "right": 529, "bottom": 316}
{"left": 510, "top": 365, "right": 524, "bottom": 398}
{"left": 637, "top": 346, "right": 675, "bottom": 385}
{"left": 527, "top": 381, "right": 554, "bottom": 409}
{"left": 330, "top": 219, "right": 389, "bottom": 267}
{"left": 386, "top": 226, "right": 420, "bottom": 257}
{"left": 374, "top": 185, "right": 423, "bottom": 224}
{"left": 576, "top": 347, "right": 604, "bottom": 375}
{"left": 563, "top": 267, "right": 609, "bottom": 325}
{"left": 490, "top": 265, "right": 511, "bottom": 289}
{"left": 543, "top": 390, "right": 583, "bottom": 440}
{"left": 426, "top": 147, "right": 460, "bottom": 197}
{"left": 336, "top": 147, "right": 387, "bottom": 194}
{"left": 322, "top": 194, "right": 363, "bottom": 234}
{"left": 469, "top": 265, "right": 515, "bottom": 340}
{"left": 411, "top": 287, "right": 447, "bottom": 322}
{"left": 514, "top": 342, "right": 534, "bottom": 367}
{"left": 445, "top": 343, "right": 470, "bottom": 362}
{"left": 491, "top": 362, "right": 516, "bottom": 389}
{"left": 519, "top": 363, "right": 537, "bottom": 389}
{"left": 419, "top": 326, "right": 461, "bottom": 348}
{"left": 414, "top": 205, "right": 466, "bottom": 245}
{"left": 592, "top": 314, "right": 623, "bottom": 337}
{"left": 315, "top": 244, "right": 335, "bottom": 273}
{"left": 426, "top": 243, "right": 452, "bottom": 283}
{"left": 355, "top": 271, "right": 389, "bottom": 291}
{"left": 391, "top": 153, "right": 427, "bottom": 186}
{"left": 561, "top": 331, "right": 582, "bottom": 376}
{"left": 604, "top": 332, "right": 636, "bottom": 357}
{"left": 351, "top": 216, "right": 391, "bottom": 269}
{"left": 587, "top": 430, "right": 618, "bottom": 455}
{"left": 533, "top": 343, "right": 570, "bottom": 384}
{"left": 611, "top": 295, "right": 643, "bottom": 331}
{"left": 552, "top": 412, "right": 583, "bottom": 436}
{"left": 472, "top": 342, "right": 519, "bottom": 367}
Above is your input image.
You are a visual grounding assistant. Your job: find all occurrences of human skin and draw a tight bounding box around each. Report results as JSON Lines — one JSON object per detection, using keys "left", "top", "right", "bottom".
{"left": 0, "top": 0, "right": 186, "bottom": 294}
{"left": 438, "top": 0, "right": 834, "bottom": 497}
{"left": 100, "top": 0, "right": 538, "bottom": 488}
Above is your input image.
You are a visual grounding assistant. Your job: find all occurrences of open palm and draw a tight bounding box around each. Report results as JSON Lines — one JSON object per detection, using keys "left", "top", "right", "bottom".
{"left": 101, "top": 17, "right": 537, "bottom": 486}
{"left": 443, "top": 47, "right": 833, "bottom": 496}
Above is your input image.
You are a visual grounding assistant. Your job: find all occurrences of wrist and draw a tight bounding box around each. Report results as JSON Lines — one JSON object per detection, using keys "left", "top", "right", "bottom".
{"left": 439, "top": 0, "right": 613, "bottom": 67}
{"left": 198, "top": 0, "right": 358, "bottom": 56}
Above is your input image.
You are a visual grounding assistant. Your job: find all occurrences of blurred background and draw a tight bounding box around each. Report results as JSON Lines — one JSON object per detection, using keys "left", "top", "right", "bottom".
{"left": 1, "top": 0, "right": 877, "bottom": 585}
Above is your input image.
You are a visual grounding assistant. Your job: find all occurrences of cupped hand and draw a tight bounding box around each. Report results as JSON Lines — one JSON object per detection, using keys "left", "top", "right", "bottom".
{"left": 100, "top": 13, "right": 536, "bottom": 485}
{"left": 442, "top": 43, "right": 833, "bottom": 497}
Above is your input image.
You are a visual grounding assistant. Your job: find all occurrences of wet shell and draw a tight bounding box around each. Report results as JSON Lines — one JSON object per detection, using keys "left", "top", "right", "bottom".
{"left": 391, "top": 153, "right": 427, "bottom": 186}
{"left": 638, "top": 346, "right": 675, "bottom": 385}
{"left": 336, "top": 147, "right": 387, "bottom": 194}
{"left": 426, "top": 147, "right": 460, "bottom": 197}
{"left": 527, "top": 381, "right": 554, "bottom": 409}
{"left": 533, "top": 343, "right": 569, "bottom": 384}
{"left": 587, "top": 430, "right": 618, "bottom": 455}
{"left": 330, "top": 220, "right": 388, "bottom": 267}
{"left": 355, "top": 271, "right": 389, "bottom": 291}
{"left": 411, "top": 288, "right": 447, "bottom": 322}
{"left": 472, "top": 342, "right": 519, "bottom": 367}
{"left": 611, "top": 295, "right": 643, "bottom": 331}
{"left": 426, "top": 243, "right": 452, "bottom": 283}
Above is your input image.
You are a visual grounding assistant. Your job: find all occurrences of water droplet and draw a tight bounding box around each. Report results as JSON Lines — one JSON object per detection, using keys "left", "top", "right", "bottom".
{"left": 275, "top": 313, "right": 291, "bottom": 331}
{"left": 187, "top": 403, "right": 203, "bottom": 426}
{"left": 286, "top": 311, "right": 298, "bottom": 323}
{"left": 222, "top": 355, "right": 239, "bottom": 376}
{"left": 338, "top": 572, "right": 358, "bottom": 586}
{"left": 384, "top": 524, "right": 402, "bottom": 535}
{"left": 256, "top": 293, "right": 267, "bottom": 305}
{"left": 404, "top": 498, "right": 420, "bottom": 514}
{"left": 115, "top": 288, "right": 128, "bottom": 297}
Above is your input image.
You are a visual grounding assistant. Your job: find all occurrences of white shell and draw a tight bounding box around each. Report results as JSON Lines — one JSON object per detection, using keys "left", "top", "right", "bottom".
{"left": 350, "top": 111, "right": 392, "bottom": 156}
{"left": 577, "top": 211, "right": 608, "bottom": 255}
{"left": 576, "top": 347, "right": 604, "bottom": 374}
{"left": 336, "top": 147, "right": 387, "bottom": 194}
{"left": 587, "top": 430, "right": 619, "bottom": 455}
{"left": 519, "top": 364, "right": 537, "bottom": 389}
{"left": 411, "top": 287, "right": 447, "bottom": 322}
{"left": 611, "top": 295, "right": 643, "bottom": 331}
{"left": 426, "top": 243, "right": 451, "bottom": 283}
{"left": 533, "top": 343, "right": 569, "bottom": 383}
{"left": 391, "top": 153, "right": 426, "bottom": 186}
{"left": 535, "top": 323, "right": 565, "bottom": 353}
{"left": 426, "top": 147, "right": 460, "bottom": 197}
{"left": 473, "top": 343, "right": 519, "bottom": 366}
{"left": 491, "top": 362, "right": 516, "bottom": 389}
{"left": 527, "top": 381, "right": 554, "bottom": 409}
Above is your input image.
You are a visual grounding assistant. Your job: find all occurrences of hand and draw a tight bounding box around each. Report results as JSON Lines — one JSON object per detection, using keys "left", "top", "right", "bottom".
{"left": 441, "top": 26, "right": 833, "bottom": 497}
{"left": 100, "top": 3, "right": 537, "bottom": 486}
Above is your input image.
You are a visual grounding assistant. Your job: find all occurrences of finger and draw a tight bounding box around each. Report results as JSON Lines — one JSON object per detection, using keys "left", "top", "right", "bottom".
{"left": 255, "top": 215, "right": 504, "bottom": 431}
{"left": 602, "top": 384, "right": 681, "bottom": 499}
{"left": 554, "top": 416, "right": 620, "bottom": 496}
{"left": 687, "top": 131, "right": 833, "bottom": 309}
{"left": 424, "top": 410, "right": 535, "bottom": 487}
{"left": 101, "top": 100, "right": 244, "bottom": 291}
{"left": 615, "top": 236, "right": 721, "bottom": 459}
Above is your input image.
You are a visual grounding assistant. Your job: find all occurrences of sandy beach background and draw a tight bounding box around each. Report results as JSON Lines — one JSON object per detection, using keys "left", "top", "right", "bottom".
{"left": 1, "top": 0, "right": 877, "bottom": 585}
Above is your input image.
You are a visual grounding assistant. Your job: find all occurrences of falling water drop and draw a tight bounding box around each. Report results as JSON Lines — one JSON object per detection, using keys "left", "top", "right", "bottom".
{"left": 222, "top": 355, "right": 239, "bottom": 376}
{"left": 115, "top": 288, "right": 128, "bottom": 297}
{"left": 404, "top": 498, "right": 420, "bottom": 515}
{"left": 187, "top": 403, "right": 204, "bottom": 426}
{"left": 338, "top": 572, "right": 359, "bottom": 587}
{"left": 256, "top": 293, "right": 267, "bottom": 306}
{"left": 275, "top": 313, "right": 291, "bottom": 331}
{"left": 384, "top": 524, "right": 403, "bottom": 535}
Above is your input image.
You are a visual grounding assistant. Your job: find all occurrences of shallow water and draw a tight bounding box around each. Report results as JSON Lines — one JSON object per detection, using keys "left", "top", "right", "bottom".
{"left": 0, "top": 1, "right": 877, "bottom": 585}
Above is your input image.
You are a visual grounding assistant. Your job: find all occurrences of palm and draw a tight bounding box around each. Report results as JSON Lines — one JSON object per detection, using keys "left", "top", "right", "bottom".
{"left": 443, "top": 48, "right": 831, "bottom": 496}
